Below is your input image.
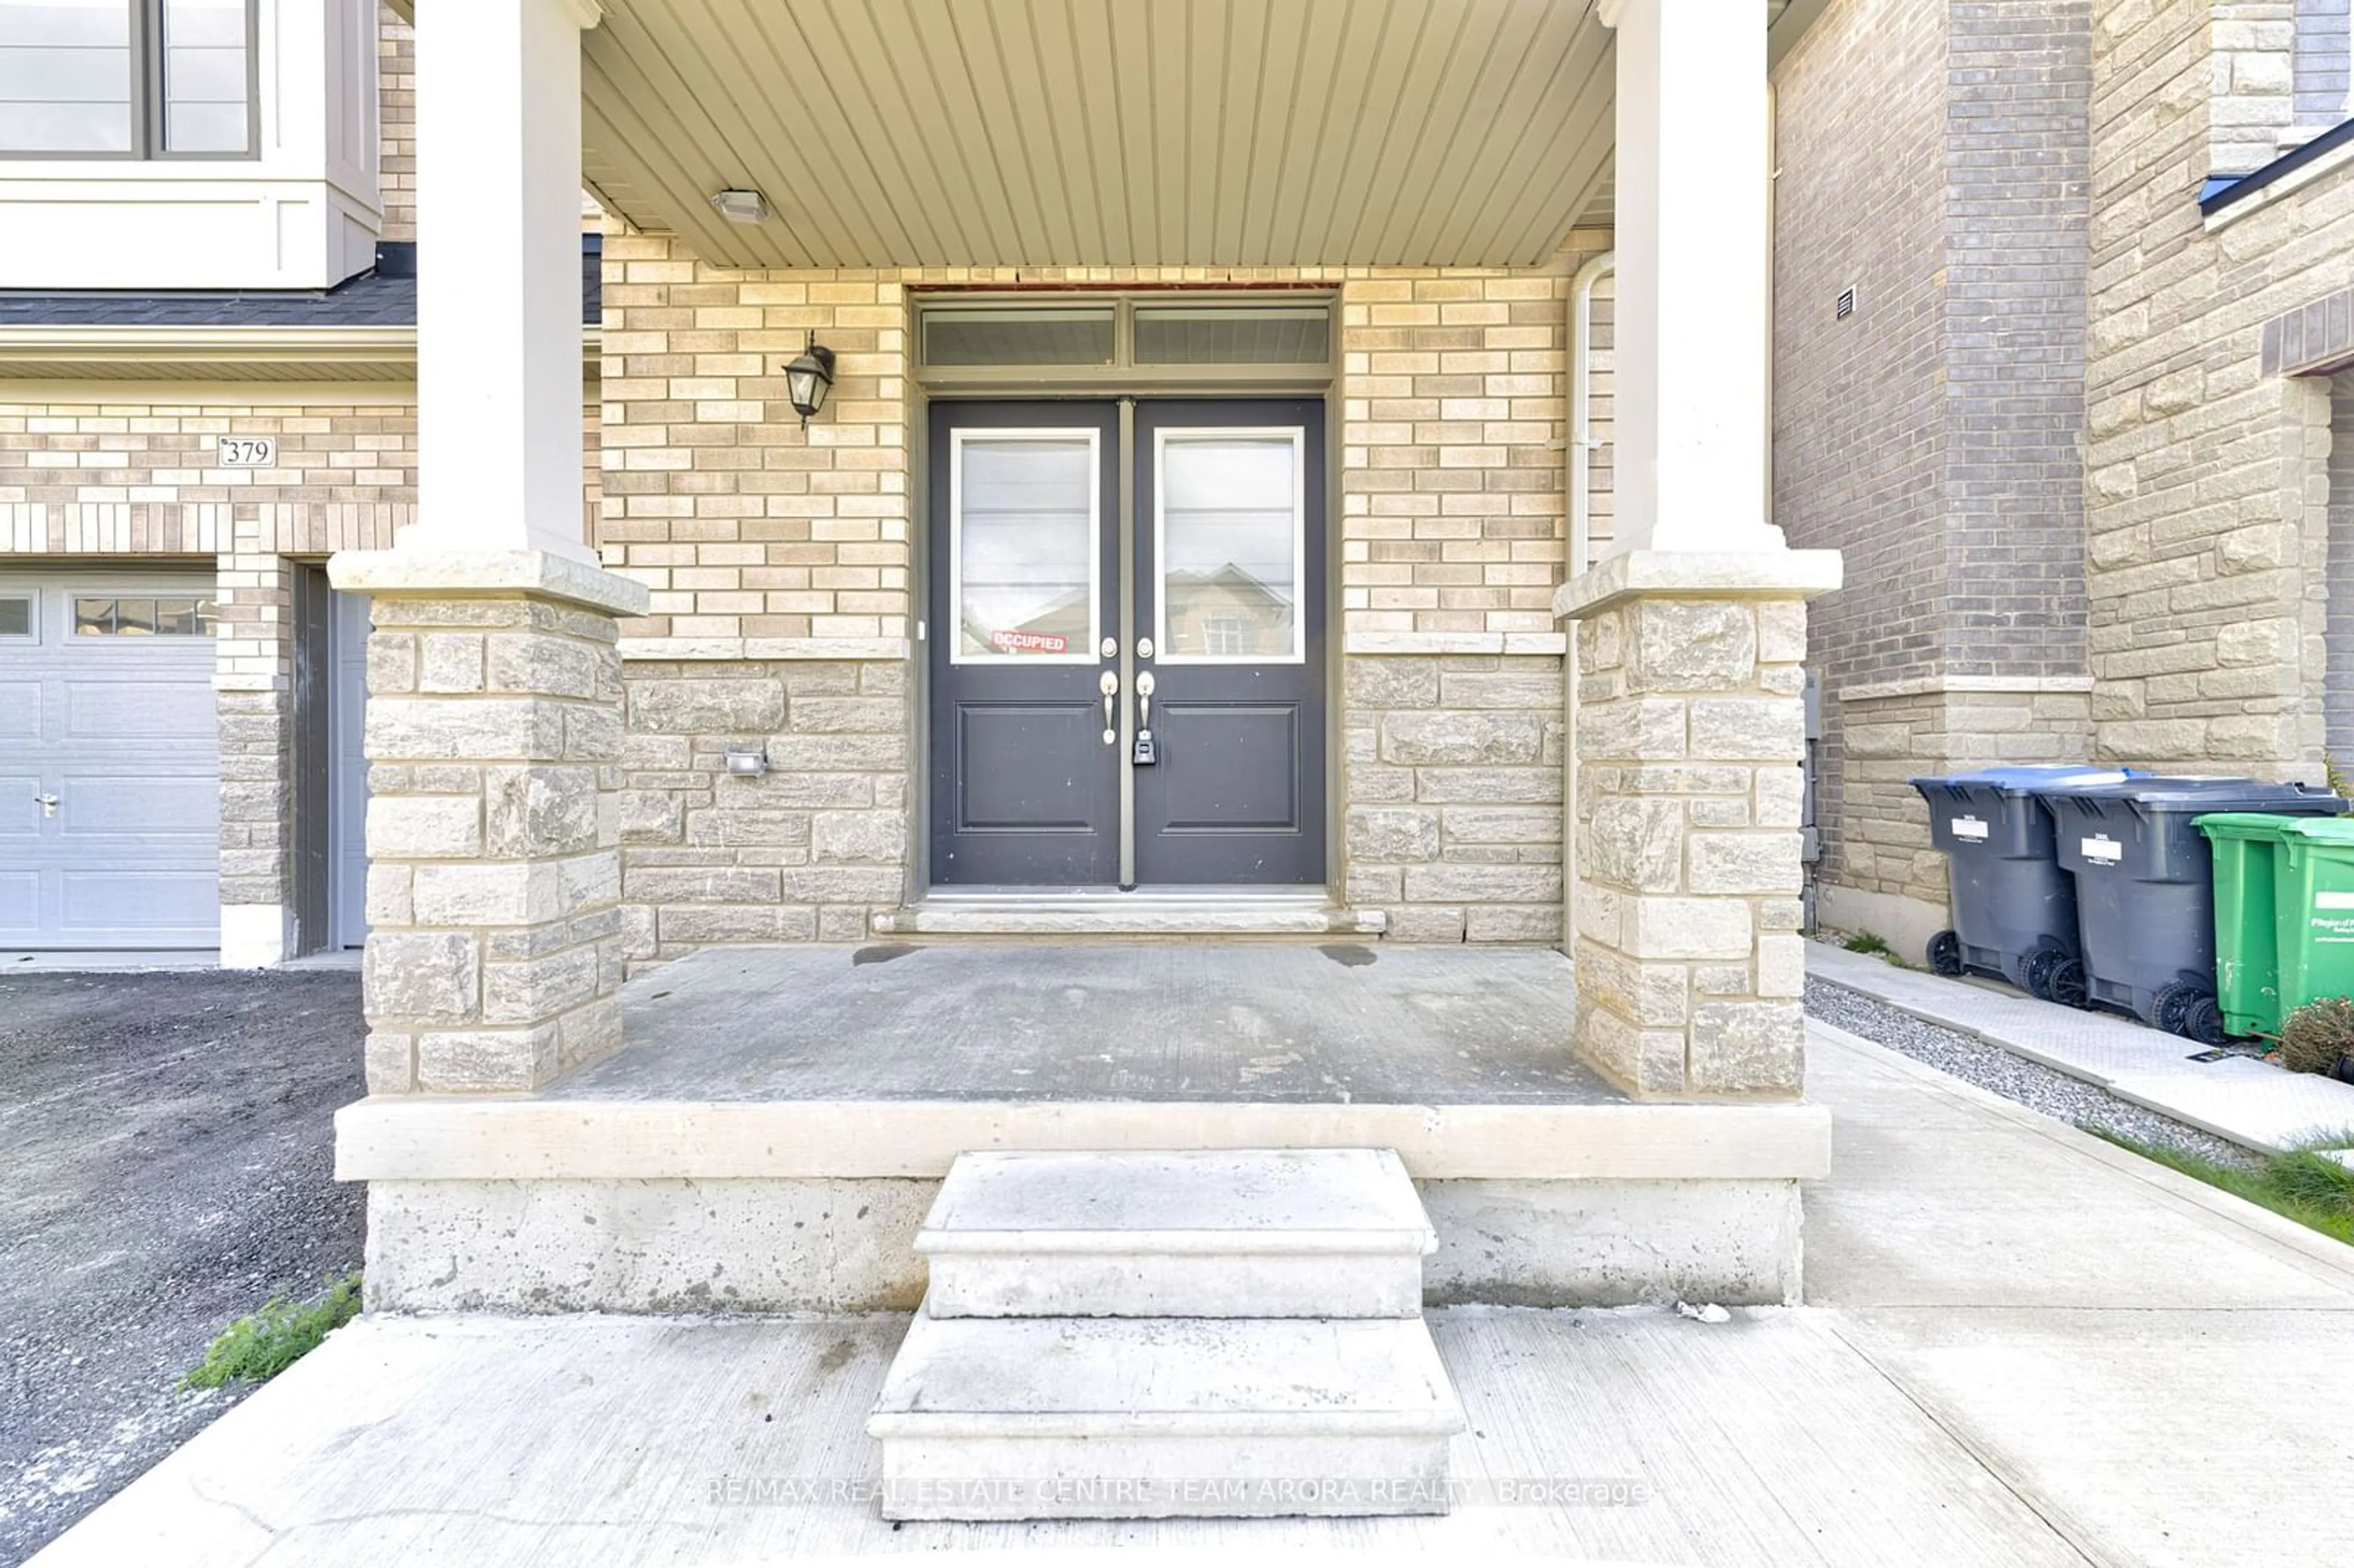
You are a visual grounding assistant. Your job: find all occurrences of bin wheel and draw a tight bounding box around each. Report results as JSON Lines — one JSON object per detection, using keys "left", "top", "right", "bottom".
{"left": 2182, "top": 996, "right": 2228, "bottom": 1048}
{"left": 1926, "top": 930, "right": 1964, "bottom": 978}
{"left": 2021, "top": 948, "right": 2064, "bottom": 1000}
{"left": 2045, "top": 957, "right": 2090, "bottom": 1011}
{"left": 2154, "top": 982, "right": 2201, "bottom": 1037}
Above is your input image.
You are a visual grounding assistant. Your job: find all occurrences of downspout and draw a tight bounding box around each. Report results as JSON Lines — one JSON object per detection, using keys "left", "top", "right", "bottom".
{"left": 1564, "top": 249, "right": 1615, "bottom": 950}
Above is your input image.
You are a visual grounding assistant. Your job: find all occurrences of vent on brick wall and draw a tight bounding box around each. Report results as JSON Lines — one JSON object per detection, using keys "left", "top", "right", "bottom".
{"left": 1835, "top": 285, "right": 1856, "bottom": 322}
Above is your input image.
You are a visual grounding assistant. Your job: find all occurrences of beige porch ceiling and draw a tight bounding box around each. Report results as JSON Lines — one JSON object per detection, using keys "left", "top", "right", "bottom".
{"left": 582, "top": 0, "right": 1621, "bottom": 270}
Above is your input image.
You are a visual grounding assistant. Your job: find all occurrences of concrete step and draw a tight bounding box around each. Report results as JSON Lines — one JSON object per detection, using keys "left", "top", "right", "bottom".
{"left": 918, "top": 1149, "right": 1436, "bottom": 1319}
{"left": 867, "top": 1312, "right": 1465, "bottom": 1520}
{"left": 871, "top": 890, "right": 1387, "bottom": 938}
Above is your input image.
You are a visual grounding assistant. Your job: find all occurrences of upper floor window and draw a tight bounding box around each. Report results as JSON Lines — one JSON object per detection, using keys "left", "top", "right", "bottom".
{"left": 0, "top": 0, "right": 254, "bottom": 159}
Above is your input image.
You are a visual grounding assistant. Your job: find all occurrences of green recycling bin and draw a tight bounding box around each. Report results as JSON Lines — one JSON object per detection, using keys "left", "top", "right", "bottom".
{"left": 2197, "top": 813, "right": 2301, "bottom": 1037}
{"left": 2274, "top": 817, "right": 2354, "bottom": 1024}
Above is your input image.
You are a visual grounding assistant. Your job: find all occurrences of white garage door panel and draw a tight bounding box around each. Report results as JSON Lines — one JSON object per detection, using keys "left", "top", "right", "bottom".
{"left": 65, "top": 674, "right": 216, "bottom": 737}
{"left": 1, "top": 575, "right": 221, "bottom": 948}
{"left": 62, "top": 772, "right": 219, "bottom": 832}
{"left": 0, "top": 872, "right": 36, "bottom": 934}
{"left": 0, "top": 775, "right": 37, "bottom": 835}
{"left": 62, "top": 871, "right": 219, "bottom": 935}
{"left": 0, "top": 682, "right": 37, "bottom": 736}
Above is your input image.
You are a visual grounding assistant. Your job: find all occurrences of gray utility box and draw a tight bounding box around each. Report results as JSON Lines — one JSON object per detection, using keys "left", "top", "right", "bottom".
{"left": 2044, "top": 777, "right": 2346, "bottom": 1042}
{"left": 1910, "top": 766, "right": 2131, "bottom": 1001}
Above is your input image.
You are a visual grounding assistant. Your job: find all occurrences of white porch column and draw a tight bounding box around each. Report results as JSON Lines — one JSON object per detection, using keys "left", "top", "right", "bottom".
{"left": 1558, "top": 1, "right": 1840, "bottom": 1101}
{"left": 330, "top": 0, "right": 646, "bottom": 1098}
{"left": 1601, "top": 0, "right": 1776, "bottom": 555}
{"left": 407, "top": 0, "right": 598, "bottom": 562}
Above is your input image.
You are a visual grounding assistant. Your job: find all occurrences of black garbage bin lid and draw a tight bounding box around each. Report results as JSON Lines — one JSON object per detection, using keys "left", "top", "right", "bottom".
{"left": 2049, "top": 777, "right": 2345, "bottom": 814}
{"left": 1907, "top": 765, "right": 2130, "bottom": 797}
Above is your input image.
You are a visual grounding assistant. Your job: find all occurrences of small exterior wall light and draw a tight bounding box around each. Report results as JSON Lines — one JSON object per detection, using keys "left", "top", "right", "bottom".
{"left": 784, "top": 330, "right": 836, "bottom": 427}
{"left": 724, "top": 748, "right": 771, "bottom": 777}
{"left": 710, "top": 188, "right": 771, "bottom": 224}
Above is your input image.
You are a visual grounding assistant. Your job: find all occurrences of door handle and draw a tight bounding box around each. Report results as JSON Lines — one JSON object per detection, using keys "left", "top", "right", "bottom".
{"left": 1099, "top": 670, "right": 1119, "bottom": 744}
{"left": 35, "top": 793, "right": 58, "bottom": 818}
{"left": 1136, "top": 671, "right": 1154, "bottom": 731}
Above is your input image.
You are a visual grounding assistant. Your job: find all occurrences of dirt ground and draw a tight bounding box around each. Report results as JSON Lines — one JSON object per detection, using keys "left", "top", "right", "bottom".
{"left": 0, "top": 968, "right": 366, "bottom": 1567}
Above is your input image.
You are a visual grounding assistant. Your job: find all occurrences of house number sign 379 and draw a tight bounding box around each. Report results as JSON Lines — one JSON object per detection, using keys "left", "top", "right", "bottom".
{"left": 218, "top": 437, "right": 279, "bottom": 468}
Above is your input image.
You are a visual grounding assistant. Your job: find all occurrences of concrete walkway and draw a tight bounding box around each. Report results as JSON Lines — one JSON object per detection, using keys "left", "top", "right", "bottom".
{"left": 29, "top": 1024, "right": 2354, "bottom": 1567}
{"left": 1811, "top": 940, "right": 2354, "bottom": 1152}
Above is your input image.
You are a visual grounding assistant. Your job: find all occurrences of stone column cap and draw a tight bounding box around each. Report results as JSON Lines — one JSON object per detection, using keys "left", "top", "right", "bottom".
{"left": 327, "top": 548, "right": 650, "bottom": 618}
{"left": 1554, "top": 549, "right": 1843, "bottom": 621}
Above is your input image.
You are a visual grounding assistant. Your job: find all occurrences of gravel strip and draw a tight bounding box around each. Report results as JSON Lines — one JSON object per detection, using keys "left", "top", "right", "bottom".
{"left": 0, "top": 969, "right": 367, "bottom": 1568}
{"left": 1805, "top": 976, "right": 2259, "bottom": 1169}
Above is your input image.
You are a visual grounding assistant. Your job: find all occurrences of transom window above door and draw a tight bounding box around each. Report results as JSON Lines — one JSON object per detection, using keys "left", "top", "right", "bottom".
{"left": 0, "top": 0, "right": 256, "bottom": 158}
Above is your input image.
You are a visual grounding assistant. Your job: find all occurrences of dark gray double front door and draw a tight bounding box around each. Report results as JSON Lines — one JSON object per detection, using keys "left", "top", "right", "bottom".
{"left": 928, "top": 398, "right": 1326, "bottom": 887}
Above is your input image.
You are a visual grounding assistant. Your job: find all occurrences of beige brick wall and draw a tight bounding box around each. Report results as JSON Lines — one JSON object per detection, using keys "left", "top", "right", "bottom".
{"left": 0, "top": 400, "right": 418, "bottom": 552}
{"left": 1832, "top": 686, "right": 2097, "bottom": 912}
{"left": 378, "top": 2, "right": 416, "bottom": 245}
{"left": 597, "top": 237, "right": 1601, "bottom": 947}
{"left": 2086, "top": 0, "right": 2339, "bottom": 779}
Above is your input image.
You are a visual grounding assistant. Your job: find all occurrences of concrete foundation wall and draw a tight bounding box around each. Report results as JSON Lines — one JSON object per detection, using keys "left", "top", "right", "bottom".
{"left": 364, "top": 1174, "right": 1805, "bottom": 1313}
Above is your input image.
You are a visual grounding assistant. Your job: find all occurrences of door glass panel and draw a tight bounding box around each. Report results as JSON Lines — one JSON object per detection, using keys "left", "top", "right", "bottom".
{"left": 0, "top": 596, "right": 29, "bottom": 637}
{"left": 951, "top": 431, "right": 1098, "bottom": 663}
{"left": 1156, "top": 431, "right": 1303, "bottom": 664}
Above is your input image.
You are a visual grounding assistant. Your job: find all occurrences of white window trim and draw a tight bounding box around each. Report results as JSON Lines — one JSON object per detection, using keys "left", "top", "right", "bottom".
{"left": 946, "top": 426, "right": 1102, "bottom": 668}
{"left": 1151, "top": 425, "right": 1308, "bottom": 668}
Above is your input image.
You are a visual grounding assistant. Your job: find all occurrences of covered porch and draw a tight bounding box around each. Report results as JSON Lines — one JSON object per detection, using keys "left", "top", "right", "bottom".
{"left": 329, "top": 0, "right": 1843, "bottom": 1320}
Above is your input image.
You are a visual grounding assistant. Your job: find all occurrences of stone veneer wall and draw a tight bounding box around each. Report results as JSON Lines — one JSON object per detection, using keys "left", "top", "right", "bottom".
{"left": 2329, "top": 374, "right": 2354, "bottom": 768}
{"left": 1773, "top": 0, "right": 2093, "bottom": 938}
{"left": 600, "top": 235, "right": 1607, "bottom": 953}
{"left": 2083, "top": 0, "right": 2341, "bottom": 780}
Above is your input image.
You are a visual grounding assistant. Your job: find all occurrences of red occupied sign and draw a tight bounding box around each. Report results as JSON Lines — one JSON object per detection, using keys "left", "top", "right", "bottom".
{"left": 989, "top": 630, "right": 1069, "bottom": 654}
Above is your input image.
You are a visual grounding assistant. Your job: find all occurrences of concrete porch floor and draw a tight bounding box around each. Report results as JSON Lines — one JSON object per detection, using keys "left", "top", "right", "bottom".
{"left": 573, "top": 942, "right": 1613, "bottom": 1105}
{"left": 38, "top": 1021, "right": 2354, "bottom": 1566}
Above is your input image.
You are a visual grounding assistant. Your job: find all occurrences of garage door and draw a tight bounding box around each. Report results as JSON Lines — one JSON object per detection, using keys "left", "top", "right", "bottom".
{"left": 0, "top": 577, "right": 221, "bottom": 948}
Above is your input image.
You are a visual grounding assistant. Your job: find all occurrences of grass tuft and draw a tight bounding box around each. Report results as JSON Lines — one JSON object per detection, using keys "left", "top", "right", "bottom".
{"left": 1840, "top": 931, "right": 1892, "bottom": 956}
{"left": 181, "top": 1271, "right": 362, "bottom": 1391}
{"left": 2085, "top": 1129, "right": 2354, "bottom": 1247}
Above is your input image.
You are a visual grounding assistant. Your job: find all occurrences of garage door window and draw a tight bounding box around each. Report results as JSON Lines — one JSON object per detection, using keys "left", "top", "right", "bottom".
{"left": 0, "top": 595, "right": 29, "bottom": 636}
{"left": 74, "top": 595, "right": 216, "bottom": 636}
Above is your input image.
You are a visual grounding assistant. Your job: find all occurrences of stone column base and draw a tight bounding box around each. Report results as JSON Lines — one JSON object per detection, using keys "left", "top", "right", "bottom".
{"left": 1556, "top": 549, "right": 1843, "bottom": 1100}
{"left": 327, "top": 549, "right": 649, "bottom": 1094}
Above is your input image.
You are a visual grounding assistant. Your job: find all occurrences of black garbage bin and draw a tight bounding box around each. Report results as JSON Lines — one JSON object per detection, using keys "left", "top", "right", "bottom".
{"left": 1910, "top": 765, "right": 2132, "bottom": 1000}
{"left": 2044, "top": 777, "right": 2347, "bottom": 1042}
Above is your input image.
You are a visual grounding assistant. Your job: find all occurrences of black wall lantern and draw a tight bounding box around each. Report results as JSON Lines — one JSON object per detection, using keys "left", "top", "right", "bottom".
{"left": 785, "top": 331, "right": 836, "bottom": 427}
